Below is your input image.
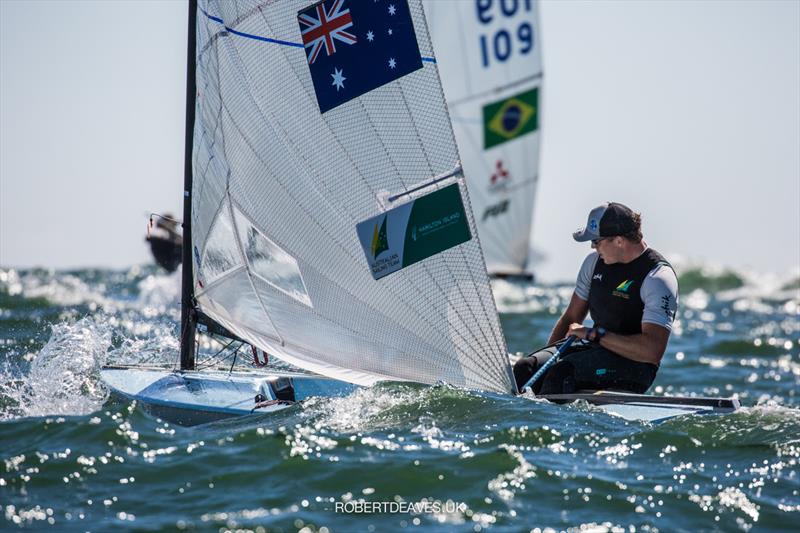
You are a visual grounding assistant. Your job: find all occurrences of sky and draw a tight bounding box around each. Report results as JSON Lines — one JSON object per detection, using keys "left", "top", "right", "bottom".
{"left": 1, "top": 0, "right": 798, "bottom": 282}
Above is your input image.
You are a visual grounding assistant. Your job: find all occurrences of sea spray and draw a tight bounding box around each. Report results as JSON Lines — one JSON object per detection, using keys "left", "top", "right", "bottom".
{"left": 0, "top": 317, "right": 110, "bottom": 420}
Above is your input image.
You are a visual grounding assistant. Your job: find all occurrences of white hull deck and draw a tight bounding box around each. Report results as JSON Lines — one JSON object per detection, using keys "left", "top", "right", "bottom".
{"left": 541, "top": 391, "right": 740, "bottom": 423}
{"left": 101, "top": 366, "right": 358, "bottom": 426}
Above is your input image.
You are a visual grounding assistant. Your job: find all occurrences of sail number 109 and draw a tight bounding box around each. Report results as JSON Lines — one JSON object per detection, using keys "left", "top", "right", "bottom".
{"left": 476, "top": 0, "right": 535, "bottom": 69}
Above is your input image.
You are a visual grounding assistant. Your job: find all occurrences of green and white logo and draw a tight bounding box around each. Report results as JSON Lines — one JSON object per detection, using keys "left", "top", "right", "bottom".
{"left": 616, "top": 280, "right": 634, "bottom": 292}
{"left": 356, "top": 184, "right": 472, "bottom": 280}
{"left": 371, "top": 216, "right": 389, "bottom": 259}
{"left": 613, "top": 279, "right": 634, "bottom": 299}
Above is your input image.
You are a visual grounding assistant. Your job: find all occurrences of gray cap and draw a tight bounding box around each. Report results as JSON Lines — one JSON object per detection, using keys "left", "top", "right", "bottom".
{"left": 573, "top": 202, "right": 637, "bottom": 242}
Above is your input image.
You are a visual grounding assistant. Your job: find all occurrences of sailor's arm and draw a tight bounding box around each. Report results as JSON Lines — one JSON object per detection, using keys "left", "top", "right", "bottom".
{"left": 590, "top": 324, "right": 670, "bottom": 365}
{"left": 548, "top": 293, "right": 589, "bottom": 344}
{"left": 550, "top": 253, "right": 596, "bottom": 344}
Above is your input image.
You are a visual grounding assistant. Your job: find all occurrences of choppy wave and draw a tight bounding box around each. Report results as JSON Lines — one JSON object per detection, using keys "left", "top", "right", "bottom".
{"left": 0, "top": 266, "right": 180, "bottom": 315}
{"left": 0, "top": 317, "right": 110, "bottom": 420}
{"left": 1, "top": 261, "right": 799, "bottom": 531}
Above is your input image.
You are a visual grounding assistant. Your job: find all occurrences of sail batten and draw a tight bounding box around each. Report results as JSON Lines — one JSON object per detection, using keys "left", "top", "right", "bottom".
{"left": 192, "top": 0, "right": 515, "bottom": 394}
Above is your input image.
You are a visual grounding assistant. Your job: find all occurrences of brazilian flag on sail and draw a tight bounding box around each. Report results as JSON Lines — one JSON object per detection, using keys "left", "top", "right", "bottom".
{"left": 483, "top": 87, "right": 538, "bottom": 149}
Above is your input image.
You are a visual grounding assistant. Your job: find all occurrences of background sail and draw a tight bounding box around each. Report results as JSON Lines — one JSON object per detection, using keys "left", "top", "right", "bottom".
{"left": 191, "top": 0, "right": 515, "bottom": 394}
{"left": 423, "top": 0, "right": 543, "bottom": 276}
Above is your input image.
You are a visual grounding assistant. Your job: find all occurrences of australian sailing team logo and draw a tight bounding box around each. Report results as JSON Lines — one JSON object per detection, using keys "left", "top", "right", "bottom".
{"left": 483, "top": 87, "right": 538, "bottom": 149}
{"left": 613, "top": 279, "right": 634, "bottom": 299}
{"left": 371, "top": 216, "right": 389, "bottom": 259}
{"left": 356, "top": 183, "right": 471, "bottom": 280}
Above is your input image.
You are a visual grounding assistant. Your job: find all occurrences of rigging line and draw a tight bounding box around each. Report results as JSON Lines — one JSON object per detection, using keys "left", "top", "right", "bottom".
{"left": 199, "top": 5, "right": 303, "bottom": 48}
{"left": 228, "top": 342, "right": 243, "bottom": 375}
{"left": 199, "top": 5, "right": 435, "bottom": 60}
{"left": 196, "top": 343, "right": 242, "bottom": 371}
{"left": 194, "top": 337, "right": 239, "bottom": 370}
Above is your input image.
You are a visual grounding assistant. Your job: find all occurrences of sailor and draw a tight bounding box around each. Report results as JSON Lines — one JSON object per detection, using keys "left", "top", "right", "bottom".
{"left": 514, "top": 202, "right": 679, "bottom": 395}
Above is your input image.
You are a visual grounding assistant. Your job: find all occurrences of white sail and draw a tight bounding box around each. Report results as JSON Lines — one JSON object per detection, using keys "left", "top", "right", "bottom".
{"left": 190, "top": 0, "right": 514, "bottom": 394}
{"left": 423, "top": 0, "right": 543, "bottom": 276}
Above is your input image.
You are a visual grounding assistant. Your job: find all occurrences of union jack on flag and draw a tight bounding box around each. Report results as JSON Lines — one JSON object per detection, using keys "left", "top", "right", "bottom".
{"left": 297, "top": 0, "right": 422, "bottom": 113}
{"left": 299, "top": 0, "right": 357, "bottom": 64}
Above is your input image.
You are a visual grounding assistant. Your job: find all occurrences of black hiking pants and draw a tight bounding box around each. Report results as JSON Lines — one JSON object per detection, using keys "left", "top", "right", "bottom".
{"left": 513, "top": 341, "right": 658, "bottom": 395}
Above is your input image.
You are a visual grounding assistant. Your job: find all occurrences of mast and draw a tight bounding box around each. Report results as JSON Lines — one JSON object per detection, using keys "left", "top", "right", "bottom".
{"left": 180, "top": 0, "right": 198, "bottom": 370}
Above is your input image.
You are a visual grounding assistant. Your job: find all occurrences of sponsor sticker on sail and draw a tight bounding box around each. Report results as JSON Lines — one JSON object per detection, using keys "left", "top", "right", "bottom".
{"left": 356, "top": 184, "right": 472, "bottom": 280}
{"left": 482, "top": 87, "right": 538, "bottom": 149}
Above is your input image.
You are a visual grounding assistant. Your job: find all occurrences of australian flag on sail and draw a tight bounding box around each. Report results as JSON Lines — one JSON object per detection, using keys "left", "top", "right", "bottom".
{"left": 298, "top": 0, "right": 423, "bottom": 113}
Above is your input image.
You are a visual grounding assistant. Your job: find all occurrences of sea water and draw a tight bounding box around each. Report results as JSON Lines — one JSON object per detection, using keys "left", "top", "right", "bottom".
{"left": 1, "top": 265, "right": 798, "bottom": 532}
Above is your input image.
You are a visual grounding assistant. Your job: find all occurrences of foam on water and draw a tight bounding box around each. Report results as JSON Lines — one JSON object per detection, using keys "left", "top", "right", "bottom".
{"left": 0, "top": 317, "right": 110, "bottom": 420}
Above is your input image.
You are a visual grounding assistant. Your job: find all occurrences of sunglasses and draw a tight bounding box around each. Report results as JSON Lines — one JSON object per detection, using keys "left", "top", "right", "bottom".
{"left": 591, "top": 237, "right": 611, "bottom": 246}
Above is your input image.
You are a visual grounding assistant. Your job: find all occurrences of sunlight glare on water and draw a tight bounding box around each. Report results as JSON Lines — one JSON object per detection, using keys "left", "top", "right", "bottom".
{"left": 0, "top": 264, "right": 798, "bottom": 531}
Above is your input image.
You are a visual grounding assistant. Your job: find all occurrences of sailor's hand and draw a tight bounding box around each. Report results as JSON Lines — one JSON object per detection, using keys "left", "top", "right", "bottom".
{"left": 568, "top": 323, "right": 590, "bottom": 341}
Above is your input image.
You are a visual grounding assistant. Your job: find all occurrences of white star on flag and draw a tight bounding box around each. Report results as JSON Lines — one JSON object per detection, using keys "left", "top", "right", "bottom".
{"left": 388, "top": 4, "right": 396, "bottom": 15}
{"left": 331, "top": 68, "right": 346, "bottom": 91}
{"left": 388, "top": 58, "right": 396, "bottom": 69}
{"left": 366, "top": 30, "right": 374, "bottom": 42}
{"left": 387, "top": 28, "right": 393, "bottom": 35}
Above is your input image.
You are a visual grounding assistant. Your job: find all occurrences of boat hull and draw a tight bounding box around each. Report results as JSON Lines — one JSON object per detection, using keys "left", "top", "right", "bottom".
{"left": 102, "top": 368, "right": 739, "bottom": 426}
{"left": 101, "top": 366, "right": 358, "bottom": 426}
{"left": 541, "top": 391, "right": 740, "bottom": 423}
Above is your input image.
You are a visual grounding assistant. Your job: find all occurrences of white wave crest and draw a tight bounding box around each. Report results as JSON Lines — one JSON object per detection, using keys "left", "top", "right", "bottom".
{"left": 0, "top": 317, "right": 111, "bottom": 420}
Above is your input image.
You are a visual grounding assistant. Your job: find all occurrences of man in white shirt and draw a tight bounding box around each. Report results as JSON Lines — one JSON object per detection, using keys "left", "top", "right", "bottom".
{"left": 514, "top": 202, "right": 679, "bottom": 394}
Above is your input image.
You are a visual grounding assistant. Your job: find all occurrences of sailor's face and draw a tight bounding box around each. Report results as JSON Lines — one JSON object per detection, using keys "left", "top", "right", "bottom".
{"left": 592, "top": 237, "right": 620, "bottom": 263}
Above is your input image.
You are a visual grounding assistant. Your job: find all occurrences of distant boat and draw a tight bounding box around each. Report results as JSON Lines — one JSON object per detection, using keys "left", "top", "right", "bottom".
{"left": 104, "top": 0, "right": 737, "bottom": 426}
{"left": 424, "top": 0, "right": 543, "bottom": 280}
{"left": 145, "top": 214, "right": 182, "bottom": 273}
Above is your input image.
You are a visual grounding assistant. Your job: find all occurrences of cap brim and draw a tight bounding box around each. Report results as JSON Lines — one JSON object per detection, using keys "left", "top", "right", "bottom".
{"left": 573, "top": 228, "right": 594, "bottom": 242}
